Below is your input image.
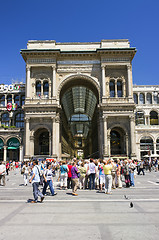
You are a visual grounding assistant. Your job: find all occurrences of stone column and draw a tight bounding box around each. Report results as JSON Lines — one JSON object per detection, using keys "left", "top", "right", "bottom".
{"left": 49, "top": 82, "right": 51, "bottom": 99}
{"left": 123, "top": 81, "right": 126, "bottom": 97}
{"left": 107, "top": 131, "right": 111, "bottom": 157}
{"left": 55, "top": 115, "right": 60, "bottom": 158}
{"left": 41, "top": 82, "right": 43, "bottom": 97}
{"left": 30, "top": 136, "right": 34, "bottom": 156}
{"left": 115, "top": 80, "right": 117, "bottom": 98}
{"left": 126, "top": 134, "right": 129, "bottom": 157}
{"left": 98, "top": 115, "right": 103, "bottom": 158}
{"left": 102, "top": 66, "right": 106, "bottom": 97}
{"left": 127, "top": 65, "right": 133, "bottom": 98}
{"left": 52, "top": 117, "right": 56, "bottom": 155}
{"left": 52, "top": 66, "right": 56, "bottom": 97}
{"left": 32, "top": 83, "right": 35, "bottom": 98}
{"left": 26, "top": 66, "right": 31, "bottom": 98}
{"left": 3, "top": 146, "right": 7, "bottom": 162}
{"left": 19, "top": 146, "right": 23, "bottom": 162}
{"left": 130, "top": 115, "right": 136, "bottom": 158}
{"left": 103, "top": 116, "right": 108, "bottom": 156}
{"left": 154, "top": 141, "right": 156, "bottom": 155}
{"left": 25, "top": 117, "right": 30, "bottom": 156}
{"left": 49, "top": 134, "right": 51, "bottom": 156}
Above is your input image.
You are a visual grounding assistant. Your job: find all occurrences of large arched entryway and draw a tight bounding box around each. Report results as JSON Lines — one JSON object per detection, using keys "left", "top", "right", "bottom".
{"left": 34, "top": 128, "right": 49, "bottom": 155}
{"left": 110, "top": 127, "right": 126, "bottom": 156}
{"left": 60, "top": 77, "right": 99, "bottom": 159}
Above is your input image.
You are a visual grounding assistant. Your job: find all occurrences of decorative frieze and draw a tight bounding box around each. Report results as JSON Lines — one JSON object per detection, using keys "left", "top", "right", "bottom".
{"left": 27, "top": 59, "right": 56, "bottom": 64}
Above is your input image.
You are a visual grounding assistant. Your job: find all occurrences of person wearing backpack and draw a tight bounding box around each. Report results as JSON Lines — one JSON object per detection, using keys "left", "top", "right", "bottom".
{"left": 42, "top": 162, "right": 57, "bottom": 196}
{"left": 29, "top": 160, "right": 45, "bottom": 203}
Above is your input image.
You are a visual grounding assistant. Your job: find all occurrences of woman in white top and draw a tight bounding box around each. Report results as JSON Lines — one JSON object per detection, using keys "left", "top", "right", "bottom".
{"left": 42, "top": 163, "right": 57, "bottom": 196}
{"left": 22, "top": 162, "right": 29, "bottom": 186}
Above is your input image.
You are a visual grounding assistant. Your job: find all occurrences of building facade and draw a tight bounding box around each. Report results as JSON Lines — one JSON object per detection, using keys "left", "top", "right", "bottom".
{"left": 0, "top": 83, "right": 25, "bottom": 162}
{"left": 0, "top": 40, "right": 159, "bottom": 162}
{"left": 133, "top": 85, "right": 159, "bottom": 160}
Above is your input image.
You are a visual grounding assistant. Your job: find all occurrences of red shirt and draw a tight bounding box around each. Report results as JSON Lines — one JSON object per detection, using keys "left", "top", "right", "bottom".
{"left": 67, "top": 165, "right": 72, "bottom": 178}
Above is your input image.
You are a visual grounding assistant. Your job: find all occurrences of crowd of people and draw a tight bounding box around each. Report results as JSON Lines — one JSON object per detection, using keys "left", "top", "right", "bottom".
{"left": 0, "top": 157, "right": 158, "bottom": 203}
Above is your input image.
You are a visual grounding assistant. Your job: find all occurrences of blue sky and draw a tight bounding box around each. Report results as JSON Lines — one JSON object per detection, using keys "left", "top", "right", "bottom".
{"left": 0, "top": 0, "right": 158, "bottom": 85}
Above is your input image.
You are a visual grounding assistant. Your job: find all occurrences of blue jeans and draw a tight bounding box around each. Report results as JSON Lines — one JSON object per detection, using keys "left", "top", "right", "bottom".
{"left": 129, "top": 172, "right": 135, "bottom": 186}
{"left": 89, "top": 173, "right": 95, "bottom": 189}
{"left": 42, "top": 180, "right": 55, "bottom": 195}
{"left": 32, "top": 182, "right": 44, "bottom": 202}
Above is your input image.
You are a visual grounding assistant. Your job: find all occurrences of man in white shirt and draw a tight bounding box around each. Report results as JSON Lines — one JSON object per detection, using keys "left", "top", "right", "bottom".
{"left": 0, "top": 162, "right": 6, "bottom": 186}
{"left": 29, "top": 160, "right": 44, "bottom": 203}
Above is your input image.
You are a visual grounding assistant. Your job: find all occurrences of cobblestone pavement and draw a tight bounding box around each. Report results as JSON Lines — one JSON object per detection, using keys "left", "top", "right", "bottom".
{"left": 0, "top": 169, "right": 159, "bottom": 240}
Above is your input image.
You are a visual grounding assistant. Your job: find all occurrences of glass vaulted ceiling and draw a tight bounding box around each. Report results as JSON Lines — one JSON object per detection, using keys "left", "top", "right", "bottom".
{"left": 61, "top": 86, "right": 97, "bottom": 138}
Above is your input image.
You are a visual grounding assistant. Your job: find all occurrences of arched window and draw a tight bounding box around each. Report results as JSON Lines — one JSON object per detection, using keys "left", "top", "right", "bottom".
{"left": 153, "top": 93, "right": 159, "bottom": 104}
{"left": 0, "top": 95, "right": 5, "bottom": 106}
{"left": 109, "top": 80, "right": 115, "bottom": 97}
{"left": 140, "top": 136, "right": 154, "bottom": 158}
{"left": 15, "top": 112, "right": 24, "bottom": 128}
{"left": 36, "top": 81, "right": 41, "bottom": 96}
{"left": 43, "top": 81, "right": 49, "bottom": 97}
{"left": 150, "top": 111, "right": 158, "bottom": 125}
{"left": 117, "top": 80, "right": 123, "bottom": 97}
{"left": 14, "top": 95, "right": 19, "bottom": 106}
{"left": 139, "top": 93, "right": 145, "bottom": 104}
{"left": 147, "top": 93, "right": 152, "bottom": 104}
{"left": 1, "top": 113, "right": 9, "bottom": 126}
{"left": 156, "top": 138, "right": 159, "bottom": 155}
{"left": 7, "top": 95, "right": 12, "bottom": 104}
{"left": 21, "top": 95, "right": 25, "bottom": 106}
{"left": 133, "top": 93, "right": 138, "bottom": 104}
{"left": 135, "top": 111, "right": 145, "bottom": 125}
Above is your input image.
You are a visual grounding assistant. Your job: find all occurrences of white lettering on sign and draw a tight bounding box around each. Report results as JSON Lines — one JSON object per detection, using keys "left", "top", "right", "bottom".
{"left": 0, "top": 85, "right": 20, "bottom": 92}
{"left": 8, "top": 141, "right": 19, "bottom": 147}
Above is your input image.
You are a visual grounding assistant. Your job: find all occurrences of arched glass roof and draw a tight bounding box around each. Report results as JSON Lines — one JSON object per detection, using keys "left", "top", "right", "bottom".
{"left": 61, "top": 86, "right": 97, "bottom": 137}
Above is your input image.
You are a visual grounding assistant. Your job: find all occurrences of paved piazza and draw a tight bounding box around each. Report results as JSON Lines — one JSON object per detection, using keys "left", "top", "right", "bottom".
{"left": 0, "top": 170, "right": 159, "bottom": 240}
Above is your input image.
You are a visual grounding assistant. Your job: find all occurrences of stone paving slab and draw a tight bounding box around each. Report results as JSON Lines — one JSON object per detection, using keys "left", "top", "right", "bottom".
{"left": 0, "top": 170, "right": 159, "bottom": 240}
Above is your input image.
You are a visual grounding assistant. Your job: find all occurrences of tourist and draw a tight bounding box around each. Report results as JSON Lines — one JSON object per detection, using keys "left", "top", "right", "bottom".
{"left": 71, "top": 161, "right": 80, "bottom": 196}
{"left": 123, "top": 160, "right": 130, "bottom": 187}
{"left": 111, "top": 160, "right": 117, "bottom": 189}
{"left": 6, "top": 161, "right": 10, "bottom": 175}
{"left": 138, "top": 159, "right": 145, "bottom": 175}
{"left": 103, "top": 159, "right": 113, "bottom": 194}
{"left": 78, "top": 162, "right": 87, "bottom": 189}
{"left": 129, "top": 160, "right": 136, "bottom": 187}
{"left": 60, "top": 161, "right": 68, "bottom": 190}
{"left": 29, "top": 159, "right": 44, "bottom": 203}
{"left": 67, "top": 161, "right": 73, "bottom": 189}
{"left": 0, "top": 161, "right": 6, "bottom": 186}
{"left": 116, "top": 159, "right": 122, "bottom": 188}
{"left": 98, "top": 160, "right": 105, "bottom": 192}
{"left": 87, "top": 159, "right": 96, "bottom": 190}
{"left": 42, "top": 162, "right": 57, "bottom": 196}
{"left": 22, "top": 162, "right": 29, "bottom": 186}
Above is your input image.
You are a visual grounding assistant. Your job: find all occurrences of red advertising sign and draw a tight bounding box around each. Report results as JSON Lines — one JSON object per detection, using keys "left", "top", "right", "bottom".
{"left": 6, "top": 103, "right": 18, "bottom": 111}
{"left": 7, "top": 103, "right": 12, "bottom": 111}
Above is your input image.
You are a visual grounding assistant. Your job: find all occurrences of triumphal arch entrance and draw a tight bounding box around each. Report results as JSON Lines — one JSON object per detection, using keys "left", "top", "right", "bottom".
{"left": 21, "top": 39, "right": 136, "bottom": 160}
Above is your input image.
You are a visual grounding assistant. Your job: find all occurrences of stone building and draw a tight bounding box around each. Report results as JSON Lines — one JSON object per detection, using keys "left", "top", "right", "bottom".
{"left": 20, "top": 39, "right": 137, "bottom": 161}
{"left": 1, "top": 40, "right": 158, "bottom": 162}
{"left": 133, "top": 85, "right": 159, "bottom": 160}
{"left": 0, "top": 83, "right": 25, "bottom": 161}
